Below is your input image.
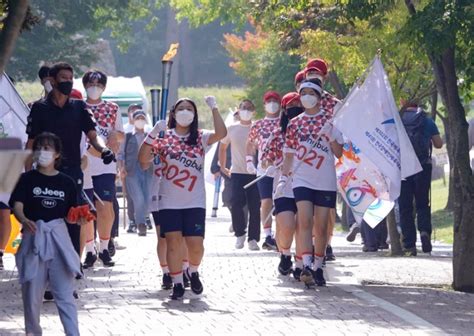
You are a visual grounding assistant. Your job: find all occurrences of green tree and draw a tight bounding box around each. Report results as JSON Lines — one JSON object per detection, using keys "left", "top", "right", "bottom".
{"left": 223, "top": 26, "right": 302, "bottom": 113}
{"left": 403, "top": 0, "right": 473, "bottom": 292}
{"left": 0, "top": 0, "right": 30, "bottom": 73}
{"left": 6, "top": 0, "right": 163, "bottom": 80}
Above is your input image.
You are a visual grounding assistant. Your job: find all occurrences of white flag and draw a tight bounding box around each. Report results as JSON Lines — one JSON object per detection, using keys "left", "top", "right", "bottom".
{"left": 0, "top": 73, "right": 29, "bottom": 142}
{"left": 0, "top": 73, "right": 30, "bottom": 193}
{"left": 333, "top": 57, "right": 422, "bottom": 227}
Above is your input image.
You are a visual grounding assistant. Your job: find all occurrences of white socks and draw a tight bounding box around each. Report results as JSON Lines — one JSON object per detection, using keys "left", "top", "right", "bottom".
{"left": 302, "top": 253, "right": 313, "bottom": 268}
{"left": 85, "top": 240, "right": 96, "bottom": 254}
{"left": 182, "top": 260, "right": 189, "bottom": 272}
{"left": 171, "top": 272, "right": 183, "bottom": 285}
{"left": 264, "top": 228, "right": 272, "bottom": 237}
{"left": 281, "top": 248, "right": 291, "bottom": 256}
{"left": 313, "top": 254, "right": 324, "bottom": 270}
{"left": 161, "top": 264, "right": 169, "bottom": 274}
{"left": 99, "top": 238, "right": 109, "bottom": 252}
{"left": 189, "top": 263, "right": 199, "bottom": 274}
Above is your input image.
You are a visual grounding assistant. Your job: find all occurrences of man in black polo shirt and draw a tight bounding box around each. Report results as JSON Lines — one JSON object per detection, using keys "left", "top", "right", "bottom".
{"left": 26, "top": 62, "right": 115, "bottom": 263}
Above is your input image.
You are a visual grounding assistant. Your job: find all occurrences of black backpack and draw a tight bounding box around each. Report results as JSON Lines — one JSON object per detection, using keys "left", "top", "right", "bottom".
{"left": 402, "top": 109, "right": 430, "bottom": 164}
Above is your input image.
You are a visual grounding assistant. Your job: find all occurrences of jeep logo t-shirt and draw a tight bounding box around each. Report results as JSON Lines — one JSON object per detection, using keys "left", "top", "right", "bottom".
{"left": 9, "top": 170, "right": 77, "bottom": 222}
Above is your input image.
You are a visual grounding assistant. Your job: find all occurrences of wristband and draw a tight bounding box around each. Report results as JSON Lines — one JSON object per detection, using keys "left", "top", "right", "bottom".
{"left": 245, "top": 155, "right": 253, "bottom": 163}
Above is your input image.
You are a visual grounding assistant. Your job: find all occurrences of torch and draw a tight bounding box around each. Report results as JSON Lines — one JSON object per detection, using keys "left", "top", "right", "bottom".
{"left": 160, "top": 43, "right": 179, "bottom": 123}
{"left": 150, "top": 89, "right": 161, "bottom": 125}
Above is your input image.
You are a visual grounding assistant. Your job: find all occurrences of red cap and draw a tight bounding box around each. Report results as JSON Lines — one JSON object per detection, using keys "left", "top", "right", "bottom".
{"left": 294, "top": 70, "right": 305, "bottom": 84}
{"left": 281, "top": 92, "right": 300, "bottom": 108}
{"left": 305, "top": 58, "right": 328, "bottom": 76}
{"left": 263, "top": 90, "right": 281, "bottom": 103}
{"left": 400, "top": 98, "right": 418, "bottom": 108}
{"left": 70, "top": 89, "right": 83, "bottom": 100}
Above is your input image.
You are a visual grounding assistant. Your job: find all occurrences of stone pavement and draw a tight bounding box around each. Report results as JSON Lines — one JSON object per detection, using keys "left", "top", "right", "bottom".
{"left": 1, "top": 212, "right": 473, "bottom": 336}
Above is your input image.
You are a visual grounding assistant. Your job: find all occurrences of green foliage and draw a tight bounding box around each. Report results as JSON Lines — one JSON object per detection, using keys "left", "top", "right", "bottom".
{"left": 402, "top": 0, "right": 473, "bottom": 88}
{"left": 223, "top": 29, "right": 302, "bottom": 114}
{"left": 298, "top": 2, "right": 435, "bottom": 103}
{"left": 5, "top": 0, "right": 163, "bottom": 81}
{"left": 94, "top": 0, "right": 163, "bottom": 52}
{"left": 170, "top": 0, "right": 249, "bottom": 27}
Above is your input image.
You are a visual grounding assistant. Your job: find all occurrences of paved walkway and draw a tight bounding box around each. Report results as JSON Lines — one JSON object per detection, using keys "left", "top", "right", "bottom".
{"left": 1, "top": 211, "right": 472, "bottom": 335}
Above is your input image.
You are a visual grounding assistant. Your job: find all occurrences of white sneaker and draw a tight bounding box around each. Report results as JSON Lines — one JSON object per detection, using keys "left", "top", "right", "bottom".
{"left": 235, "top": 235, "right": 246, "bottom": 249}
{"left": 114, "top": 239, "right": 127, "bottom": 250}
{"left": 248, "top": 240, "right": 260, "bottom": 251}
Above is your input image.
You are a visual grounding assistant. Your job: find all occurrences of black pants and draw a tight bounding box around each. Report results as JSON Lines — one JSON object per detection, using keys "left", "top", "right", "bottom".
{"left": 231, "top": 173, "right": 261, "bottom": 242}
{"left": 399, "top": 163, "right": 432, "bottom": 249}
{"left": 111, "top": 197, "right": 119, "bottom": 238}
{"left": 361, "top": 219, "right": 388, "bottom": 249}
{"left": 59, "top": 165, "right": 83, "bottom": 256}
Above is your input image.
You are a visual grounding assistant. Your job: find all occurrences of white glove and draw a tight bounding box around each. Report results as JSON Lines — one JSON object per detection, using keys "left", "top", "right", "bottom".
{"left": 246, "top": 155, "right": 257, "bottom": 174}
{"left": 265, "top": 165, "right": 277, "bottom": 178}
{"left": 205, "top": 96, "right": 218, "bottom": 109}
{"left": 145, "top": 120, "right": 167, "bottom": 145}
{"left": 274, "top": 175, "right": 288, "bottom": 198}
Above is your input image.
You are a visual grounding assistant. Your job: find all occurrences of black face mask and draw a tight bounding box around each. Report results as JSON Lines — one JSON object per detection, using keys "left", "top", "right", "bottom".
{"left": 57, "top": 81, "right": 73, "bottom": 96}
{"left": 287, "top": 106, "right": 304, "bottom": 119}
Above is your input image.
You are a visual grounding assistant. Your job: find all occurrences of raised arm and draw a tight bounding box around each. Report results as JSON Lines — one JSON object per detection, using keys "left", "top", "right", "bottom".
{"left": 204, "top": 96, "right": 227, "bottom": 145}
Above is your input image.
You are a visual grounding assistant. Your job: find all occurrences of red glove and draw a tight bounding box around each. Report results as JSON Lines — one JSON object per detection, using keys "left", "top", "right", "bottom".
{"left": 67, "top": 205, "right": 96, "bottom": 223}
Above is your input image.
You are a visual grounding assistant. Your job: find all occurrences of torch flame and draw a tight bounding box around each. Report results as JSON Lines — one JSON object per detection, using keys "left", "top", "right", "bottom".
{"left": 162, "top": 43, "right": 180, "bottom": 62}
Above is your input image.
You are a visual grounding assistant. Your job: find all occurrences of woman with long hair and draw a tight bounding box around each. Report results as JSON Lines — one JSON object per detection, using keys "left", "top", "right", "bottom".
{"left": 262, "top": 92, "right": 305, "bottom": 279}
{"left": 277, "top": 80, "right": 343, "bottom": 288}
{"left": 139, "top": 96, "right": 226, "bottom": 299}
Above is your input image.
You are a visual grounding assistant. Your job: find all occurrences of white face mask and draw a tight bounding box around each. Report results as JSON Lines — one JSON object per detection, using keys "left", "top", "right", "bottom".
{"left": 239, "top": 109, "right": 253, "bottom": 121}
{"left": 175, "top": 109, "right": 195, "bottom": 127}
{"left": 37, "top": 150, "right": 55, "bottom": 167}
{"left": 134, "top": 119, "right": 146, "bottom": 130}
{"left": 43, "top": 80, "right": 53, "bottom": 94}
{"left": 86, "top": 86, "right": 104, "bottom": 100}
{"left": 300, "top": 95, "right": 319, "bottom": 109}
{"left": 265, "top": 102, "right": 280, "bottom": 114}
{"left": 306, "top": 74, "right": 324, "bottom": 82}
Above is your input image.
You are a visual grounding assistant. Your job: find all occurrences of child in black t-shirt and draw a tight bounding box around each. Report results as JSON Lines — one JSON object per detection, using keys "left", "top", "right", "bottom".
{"left": 10, "top": 132, "right": 84, "bottom": 336}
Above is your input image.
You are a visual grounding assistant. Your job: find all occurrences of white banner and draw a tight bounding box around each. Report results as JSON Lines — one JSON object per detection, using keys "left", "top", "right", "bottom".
{"left": 0, "top": 73, "right": 31, "bottom": 193}
{"left": 333, "top": 57, "right": 422, "bottom": 227}
{"left": 0, "top": 73, "right": 29, "bottom": 143}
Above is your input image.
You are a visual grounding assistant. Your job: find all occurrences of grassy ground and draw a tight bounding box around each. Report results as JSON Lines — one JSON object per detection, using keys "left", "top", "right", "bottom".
{"left": 431, "top": 177, "right": 453, "bottom": 244}
{"left": 15, "top": 81, "right": 245, "bottom": 129}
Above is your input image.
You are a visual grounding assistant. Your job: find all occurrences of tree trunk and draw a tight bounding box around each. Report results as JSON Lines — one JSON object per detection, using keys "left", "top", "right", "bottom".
{"left": 327, "top": 71, "right": 346, "bottom": 100}
{"left": 431, "top": 48, "right": 474, "bottom": 293}
{"left": 387, "top": 209, "right": 403, "bottom": 256}
{"left": 0, "top": 0, "right": 29, "bottom": 73}
{"left": 405, "top": 0, "right": 474, "bottom": 293}
{"left": 440, "top": 116, "right": 455, "bottom": 211}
